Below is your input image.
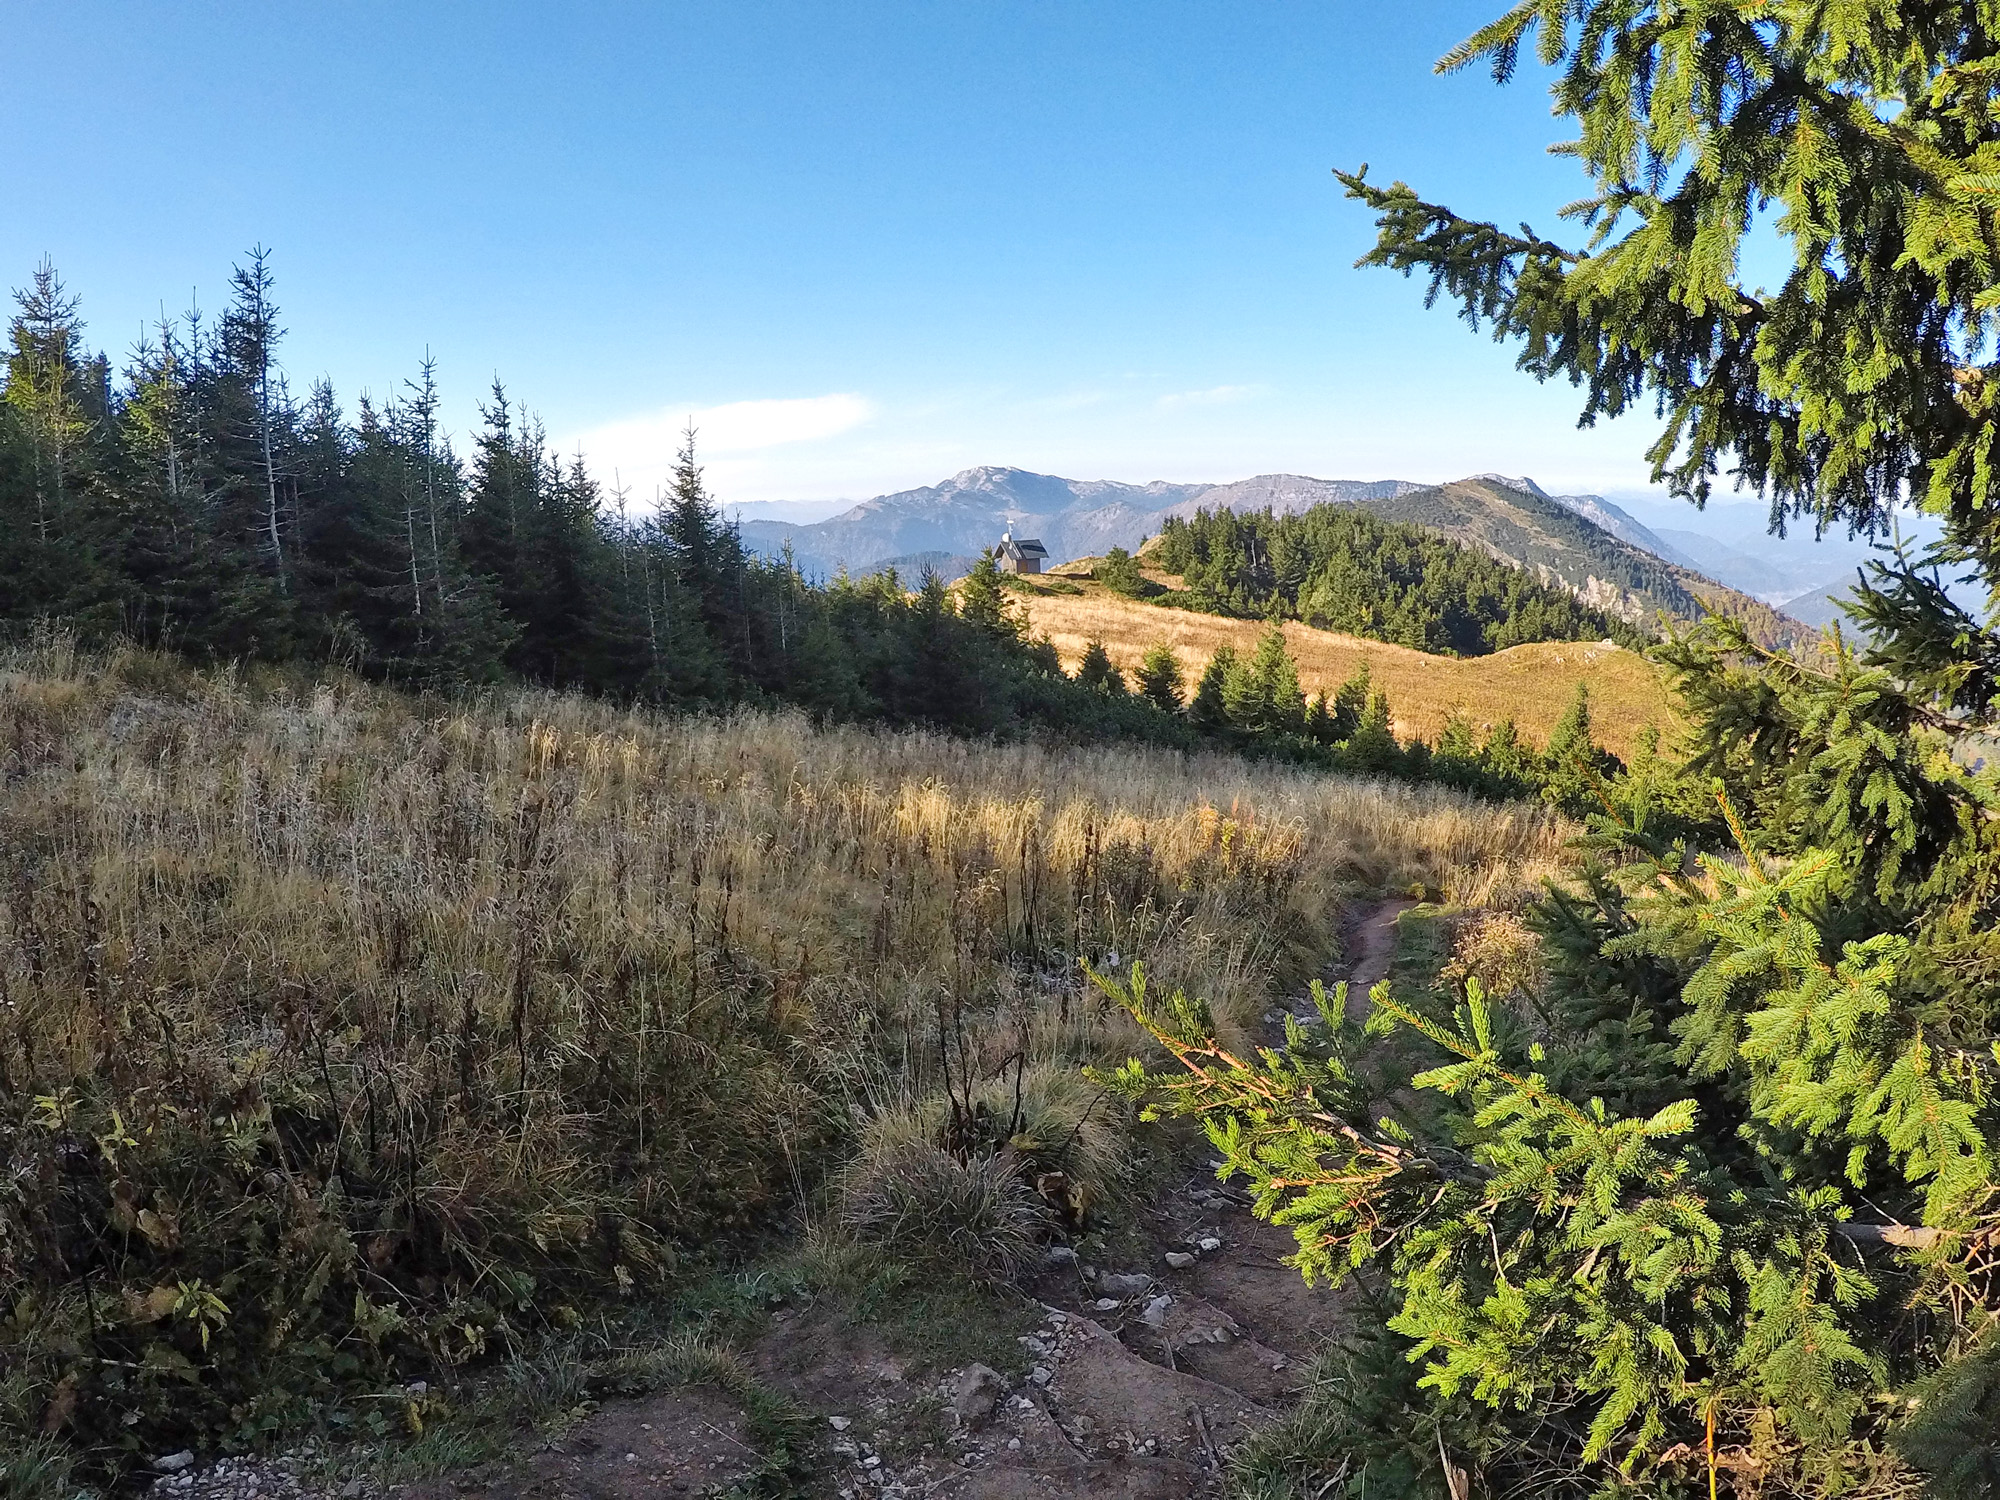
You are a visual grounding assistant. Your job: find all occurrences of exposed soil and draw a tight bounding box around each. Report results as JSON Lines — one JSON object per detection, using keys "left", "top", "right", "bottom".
{"left": 151, "top": 902, "right": 1404, "bottom": 1500}
{"left": 1333, "top": 897, "right": 1415, "bottom": 1019}
{"left": 401, "top": 1387, "right": 761, "bottom": 1499}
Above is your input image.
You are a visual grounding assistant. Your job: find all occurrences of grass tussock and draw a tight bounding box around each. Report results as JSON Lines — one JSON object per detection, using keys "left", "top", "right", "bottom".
{"left": 0, "top": 638, "right": 1566, "bottom": 1475}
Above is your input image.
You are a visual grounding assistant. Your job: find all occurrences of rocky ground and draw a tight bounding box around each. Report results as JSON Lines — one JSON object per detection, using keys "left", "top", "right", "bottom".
{"left": 143, "top": 902, "right": 1409, "bottom": 1500}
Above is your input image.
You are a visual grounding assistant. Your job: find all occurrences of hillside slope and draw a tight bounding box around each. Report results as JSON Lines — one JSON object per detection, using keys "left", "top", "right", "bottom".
{"left": 1363, "top": 478, "right": 1816, "bottom": 649}
{"left": 1011, "top": 581, "right": 1683, "bottom": 759}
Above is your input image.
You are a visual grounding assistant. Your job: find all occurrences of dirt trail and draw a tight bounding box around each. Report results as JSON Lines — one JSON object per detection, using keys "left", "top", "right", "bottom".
{"left": 1334, "top": 897, "right": 1414, "bottom": 1021}
{"left": 159, "top": 902, "right": 1408, "bottom": 1500}
{"left": 753, "top": 895, "right": 1409, "bottom": 1500}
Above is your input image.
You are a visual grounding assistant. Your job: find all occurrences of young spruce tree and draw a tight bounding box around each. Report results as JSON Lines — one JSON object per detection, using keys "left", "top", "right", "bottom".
{"left": 1098, "top": 5, "right": 2000, "bottom": 1494}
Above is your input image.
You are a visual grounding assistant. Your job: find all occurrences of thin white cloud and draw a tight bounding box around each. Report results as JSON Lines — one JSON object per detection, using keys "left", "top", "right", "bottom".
{"left": 1156, "top": 383, "right": 1264, "bottom": 410}
{"left": 573, "top": 393, "right": 876, "bottom": 494}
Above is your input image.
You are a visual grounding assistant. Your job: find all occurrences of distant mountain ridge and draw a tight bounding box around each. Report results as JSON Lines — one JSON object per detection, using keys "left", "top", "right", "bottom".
{"left": 737, "top": 464, "right": 1812, "bottom": 645}
{"left": 1372, "top": 477, "right": 1814, "bottom": 649}
{"left": 737, "top": 467, "right": 1423, "bottom": 581}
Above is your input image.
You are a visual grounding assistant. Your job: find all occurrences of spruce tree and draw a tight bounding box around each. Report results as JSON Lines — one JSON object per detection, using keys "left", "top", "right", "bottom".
{"left": 1329, "top": 661, "right": 1370, "bottom": 741}
{"left": 957, "top": 549, "right": 1020, "bottom": 640}
{"left": 1188, "top": 645, "right": 1235, "bottom": 730}
{"left": 1, "top": 260, "right": 105, "bottom": 625}
{"left": 1135, "top": 640, "right": 1185, "bottom": 712}
{"left": 1097, "top": 3, "right": 2000, "bottom": 1491}
{"left": 1075, "top": 638, "right": 1126, "bottom": 696}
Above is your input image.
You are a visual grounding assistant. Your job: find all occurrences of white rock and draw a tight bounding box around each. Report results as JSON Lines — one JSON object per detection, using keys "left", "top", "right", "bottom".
{"left": 1164, "top": 1251, "right": 1195, "bottom": 1269}
{"left": 1197, "top": 1235, "right": 1222, "bottom": 1253}
{"left": 830, "top": 1415, "right": 852, "bottom": 1430}
{"left": 155, "top": 1453, "right": 195, "bottom": 1474}
{"left": 1007, "top": 1437, "right": 1022, "bottom": 1450}
{"left": 1142, "top": 1294, "right": 1173, "bottom": 1327}
{"left": 1093, "top": 1296, "right": 1121, "bottom": 1311}
{"left": 1029, "top": 1365, "right": 1053, "bottom": 1386}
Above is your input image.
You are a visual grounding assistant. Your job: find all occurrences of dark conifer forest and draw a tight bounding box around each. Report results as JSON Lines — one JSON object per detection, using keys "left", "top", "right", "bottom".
{"left": 0, "top": 253, "right": 1184, "bottom": 741}
{"left": 1152, "top": 504, "right": 1641, "bottom": 654}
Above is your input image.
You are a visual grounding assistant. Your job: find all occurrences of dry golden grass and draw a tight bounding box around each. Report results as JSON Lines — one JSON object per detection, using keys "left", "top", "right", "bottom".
{"left": 0, "top": 638, "right": 1569, "bottom": 1466}
{"left": 1011, "top": 582, "right": 1685, "bottom": 761}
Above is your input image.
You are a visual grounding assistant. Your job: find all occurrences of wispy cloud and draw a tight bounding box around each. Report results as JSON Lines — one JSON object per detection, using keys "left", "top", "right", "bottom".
{"left": 1156, "top": 383, "right": 1264, "bottom": 410}
{"left": 574, "top": 394, "right": 876, "bottom": 491}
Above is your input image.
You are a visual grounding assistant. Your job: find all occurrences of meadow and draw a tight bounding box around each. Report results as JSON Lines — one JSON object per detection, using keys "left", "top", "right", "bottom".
{"left": 0, "top": 638, "right": 1567, "bottom": 1482}
{"left": 1011, "top": 578, "right": 1685, "bottom": 760}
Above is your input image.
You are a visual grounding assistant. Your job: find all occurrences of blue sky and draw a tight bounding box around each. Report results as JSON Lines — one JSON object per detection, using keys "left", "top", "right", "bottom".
{"left": 11, "top": 2, "right": 1704, "bottom": 507}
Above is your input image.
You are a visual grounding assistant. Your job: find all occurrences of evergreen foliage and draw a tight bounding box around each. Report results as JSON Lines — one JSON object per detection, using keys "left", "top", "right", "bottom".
{"left": 1096, "top": 544, "right": 1152, "bottom": 597}
{"left": 1134, "top": 640, "right": 1185, "bottom": 711}
{"left": 1096, "top": 2, "right": 2000, "bottom": 1492}
{"left": 1154, "top": 502, "right": 1638, "bottom": 654}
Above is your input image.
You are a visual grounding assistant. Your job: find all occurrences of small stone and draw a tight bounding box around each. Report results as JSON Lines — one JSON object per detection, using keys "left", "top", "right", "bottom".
{"left": 156, "top": 1453, "right": 196, "bottom": 1474}
{"left": 830, "top": 1416, "right": 852, "bottom": 1431}
{"left": 1093, "top": 1296, "right": 1121, "bottom": 1311}
{"left": 341, "top": 1483, "right": 365, "bottom": 1500}
{"left": 1164, "top": 1251, "right": 1195, "bottom": 1269}
{"left": 1197, "top": 1235, "right": 1222, "bottom": 1253}
{"left": 1041, "top": 1244, "right": 1077, "bottom": 1267}
{"left": 1029, "top": 1365, "right": 1053, "bottom": 1387}
{"left": 1142, "top": 1294, "right": 1173, "bottom": 1327}
{"left": 1006, "top": 1437, "right": 1022, "bottom": 1450}
{"left": 624, "top": 1452, "right": 638, "bottom": 1462}
{"left": 952, "top": 1365, "right": 1005, "bottom": 1429}
{"left": 864, "top": 1455, "right": 882, "bottom": 1467}
{"left": 1096, "top": 1271, "right": 1150, "bottom": 1298}
{"left": 406, "top": 1380, "right": 428, "bottom": 1396}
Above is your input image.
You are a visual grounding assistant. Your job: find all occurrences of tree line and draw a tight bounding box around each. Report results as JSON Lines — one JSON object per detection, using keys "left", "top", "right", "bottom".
{"left": 1146, "top": 502, "right": 1644, "bottom": 654}
{"left": 1, "top": 253, "right": 1636, "bottom": 814}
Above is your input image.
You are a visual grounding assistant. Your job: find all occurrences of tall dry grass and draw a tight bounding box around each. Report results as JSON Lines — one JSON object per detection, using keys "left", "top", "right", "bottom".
{"left": 1010, "top": 581, "right": 1684, "bottom": 760}
{"left": 0, "top": 638, "right": 1567, "bottom": 1468}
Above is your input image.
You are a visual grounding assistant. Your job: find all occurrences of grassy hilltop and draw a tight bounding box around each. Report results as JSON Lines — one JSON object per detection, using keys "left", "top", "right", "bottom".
{"left": 1007, "top": 574, "right": 1683, "bottom": 762}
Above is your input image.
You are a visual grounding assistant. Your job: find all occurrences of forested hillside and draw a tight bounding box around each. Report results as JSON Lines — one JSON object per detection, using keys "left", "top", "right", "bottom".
{"left": 1149, "top": 502, "right": 1640, "bottom": 654}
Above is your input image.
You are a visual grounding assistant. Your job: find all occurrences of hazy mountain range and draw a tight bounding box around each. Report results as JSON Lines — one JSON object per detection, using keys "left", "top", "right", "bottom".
{"left": 732, "top": 464, "right": 1923, "bottom": 632}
